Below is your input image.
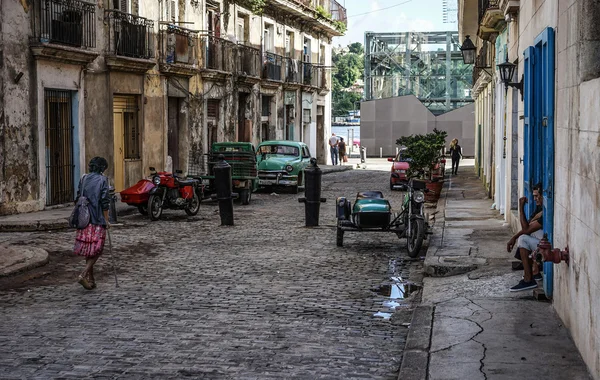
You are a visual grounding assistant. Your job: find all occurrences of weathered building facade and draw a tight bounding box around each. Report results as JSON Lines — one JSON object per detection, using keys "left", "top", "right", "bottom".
{"left": 459, "top": 1, "right": 600, "bottom": 377}
{"left": 0, "top": 0, "right": 345, "bottom": 213}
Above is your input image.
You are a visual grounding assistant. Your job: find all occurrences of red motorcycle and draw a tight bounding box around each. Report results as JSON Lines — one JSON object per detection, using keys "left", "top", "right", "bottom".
{"left": 120, "top": 167, "right": 203, "bottom": 221}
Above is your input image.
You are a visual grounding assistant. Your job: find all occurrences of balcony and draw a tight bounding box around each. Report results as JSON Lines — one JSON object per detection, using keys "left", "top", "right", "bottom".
{"left": 104, "top": 10, "right": 155, "bottom": 73}
{"left": 236, "top": 43, "right": 262, "bottom": 81}
{"left": 316, "top": 66, "right": 331, "bottom": 92}
{"left": 268, "top": 0, "right": 347, "bottom": 36}
{"left": 30, "top": 0, "right": 98, "bottom": 65}
{"left": 200, "top": 34, "right": 236, "bottom": 79}
{"left": 263, "top": 52, "right": 284, "bottom": 82}
{"left": 158, "top": 23, "right": 199, "bottom": 77}
{"left": 477, "top": 0, "right": 504, "bottom": 41}
{"left": 284, "top": 58, "right": 302, "bottom": 84}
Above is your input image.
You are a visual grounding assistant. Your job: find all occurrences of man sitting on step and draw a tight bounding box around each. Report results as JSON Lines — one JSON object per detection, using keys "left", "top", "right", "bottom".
{"left": 506, "top": 183, "right": 544, "bottom": 292}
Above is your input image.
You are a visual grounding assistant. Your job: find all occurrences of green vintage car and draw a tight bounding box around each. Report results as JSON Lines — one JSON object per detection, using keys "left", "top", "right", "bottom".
{"left": 256, "top": 140, "right": 313, "bottom": 193}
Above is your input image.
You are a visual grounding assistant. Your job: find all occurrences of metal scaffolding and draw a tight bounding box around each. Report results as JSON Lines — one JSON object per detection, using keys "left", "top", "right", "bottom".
{"left": 364, "top": 31, "right": 473, "bottom": 115}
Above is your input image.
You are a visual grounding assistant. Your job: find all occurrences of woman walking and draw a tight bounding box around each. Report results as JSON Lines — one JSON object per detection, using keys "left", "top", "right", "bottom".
{"left": 74, "top": 157, "right": 110, "bottom": 290}
{"left": 338, "top": 137, "right": 347, "bottom": 164}
{"left": 449, "top": 138, "right": 463, "bottom": 175}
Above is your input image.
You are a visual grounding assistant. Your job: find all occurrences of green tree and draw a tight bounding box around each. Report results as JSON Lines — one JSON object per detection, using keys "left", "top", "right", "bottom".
{"left": 348, "top": 42, "right": 363, "bottom": 54}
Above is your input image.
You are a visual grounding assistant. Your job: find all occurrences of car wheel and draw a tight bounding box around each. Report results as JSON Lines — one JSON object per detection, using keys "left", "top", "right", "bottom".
{"left": 148, "top": 195, "right": 163, "bottom": 221}
{"left": 239, "top": 189, "right": 251, "bottom": 205}
{"left": 390, "top": 180, "right": 394, "bottom": 191}
{"left": 336, "top": 227, "right": 344, "bottom": 247}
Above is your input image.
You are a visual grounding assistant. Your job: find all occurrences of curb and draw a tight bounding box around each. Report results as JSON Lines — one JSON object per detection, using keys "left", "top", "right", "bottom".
{"left": 397, "top": 305, "right": 434, "bottom": 380}
{"left": 0, "top": 207, "right": 139, "bottom": 233}
{"left": 320, "top": 166, "right": 353, "bottom": 175}
{"left": 0, "top": 247, "right": 50, "bottom": 278}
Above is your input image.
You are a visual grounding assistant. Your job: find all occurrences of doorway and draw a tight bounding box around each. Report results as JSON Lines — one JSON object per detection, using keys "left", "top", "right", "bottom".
{"left": 44, "top": 89, "right": 75, "bottom": 205}
{"left": 168, "top": 97, "right": 181, "bottom": 171}
{"left": 523, "top": 27, "right": 555, "bottom": 296}
{"left": 113, "top": 95, "right": 139, "bottom": 192}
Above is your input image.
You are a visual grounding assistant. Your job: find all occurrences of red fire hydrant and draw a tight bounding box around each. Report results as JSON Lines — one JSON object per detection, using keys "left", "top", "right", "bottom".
{"left": 536, "top": 233, "right": 569, "bottom": 265}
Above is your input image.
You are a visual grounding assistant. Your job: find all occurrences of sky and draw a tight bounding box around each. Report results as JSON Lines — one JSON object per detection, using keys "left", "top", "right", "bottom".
{"left": 333, "top": 0, "right": 457, "bottom": 48}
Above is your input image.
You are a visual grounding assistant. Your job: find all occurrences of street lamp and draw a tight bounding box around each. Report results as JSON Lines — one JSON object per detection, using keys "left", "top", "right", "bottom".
{"left": 497, "top": 58, "right": 523, "bottom": 97}
{"left": 460, "top": 35, "right": 476, "bottom": 65}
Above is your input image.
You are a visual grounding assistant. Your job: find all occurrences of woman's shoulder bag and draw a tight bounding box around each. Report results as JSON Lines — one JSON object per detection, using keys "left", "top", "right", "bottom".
{"left": 68, "top": 175, "right": 91, "bottom": 229}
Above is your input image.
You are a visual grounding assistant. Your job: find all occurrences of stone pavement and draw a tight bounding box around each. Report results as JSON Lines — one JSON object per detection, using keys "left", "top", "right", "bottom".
{"left": 0, "top": 164, "right": 353, "bottom": 277}
{"left": 398, "top": 163, "right": 593, "bottom": 380}
{"left": 0, "top": 167, "right": 421, "bottom": 379}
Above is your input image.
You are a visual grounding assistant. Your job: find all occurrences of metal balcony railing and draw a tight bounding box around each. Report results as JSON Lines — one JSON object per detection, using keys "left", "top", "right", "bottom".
{"left": 263, "top": 52, "right": 284, "bottom": 81}
{"left": 105, "top": 10, "right": 154, "bottom": 59}
{"left": 302, "top": 62, "right": 317, "bottom": 86}
{"left": 201, "top": 34, "right": 236, "bottom": 72}
{"left": 32, "top": 0, "right": 96, "bottom": 48}
{"left": 478, "top": 0, "right": 499, "bottom": 24}
{"left": 284, "top": 58, "right": 301, "bottom": 83}
{"left": 159, "top": 23, "right": 198, "bottom": 66}
{"left": 236, "top": 43, "right": 261, "bottom": 77}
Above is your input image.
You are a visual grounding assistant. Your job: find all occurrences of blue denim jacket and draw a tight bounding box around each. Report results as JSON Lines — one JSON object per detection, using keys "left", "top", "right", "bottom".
{"left": 77, "top": 173, "right": 110, "bottom": 226}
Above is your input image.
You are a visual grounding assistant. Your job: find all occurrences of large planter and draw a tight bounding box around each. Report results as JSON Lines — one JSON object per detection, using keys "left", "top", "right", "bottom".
{"left": 425, "top": 179, "right": 444, "bottom": 202}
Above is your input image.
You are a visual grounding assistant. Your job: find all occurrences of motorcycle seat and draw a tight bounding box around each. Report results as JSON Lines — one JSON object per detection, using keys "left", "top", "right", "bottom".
{"left": 177, "top": 179, "right": 197, "bottom": 187}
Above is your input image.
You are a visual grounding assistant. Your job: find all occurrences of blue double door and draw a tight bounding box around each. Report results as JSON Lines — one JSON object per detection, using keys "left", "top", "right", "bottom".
{"left": 523, "top": 27, "right": 555, "bottom": 296}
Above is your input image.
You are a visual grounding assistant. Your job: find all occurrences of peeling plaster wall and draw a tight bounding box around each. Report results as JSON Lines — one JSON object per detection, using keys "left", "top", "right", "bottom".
{"left": 0, "top": 0, "right": 39, "bottom": 215}
{"left": 552, "top": 1, "right": 600, "bottom": 378}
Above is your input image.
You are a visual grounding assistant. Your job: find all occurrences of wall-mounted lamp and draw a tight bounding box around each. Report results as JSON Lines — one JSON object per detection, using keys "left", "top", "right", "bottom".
{"left": 460, "top": 35, "right": 476, "bottom": 65}
{"left": 497, "top": 59, "right": 523, "bottom": 98}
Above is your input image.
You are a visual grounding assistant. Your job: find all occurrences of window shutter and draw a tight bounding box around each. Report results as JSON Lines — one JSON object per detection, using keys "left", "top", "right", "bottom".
{"left": 171, "top": 0, "right": 176, "bottom": 21}
{"left": 207, "top": 100, "right": 219, "bottom": 119}
{"left": 120, "top": 0, "right": 127, "bottom": 12}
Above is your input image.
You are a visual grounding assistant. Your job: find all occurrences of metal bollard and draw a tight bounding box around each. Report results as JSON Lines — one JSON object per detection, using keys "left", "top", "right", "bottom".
{"left": 360, "top": 146, "right": 367, "bottom": 163}
{"left": 108, "top": 186, "right": 118, "bottom": 224}
{"left": 213, "top": 155, "right": 234, "bottom": 226}
{"left": 298, "top": 158, "right": 326, "bottom": 227}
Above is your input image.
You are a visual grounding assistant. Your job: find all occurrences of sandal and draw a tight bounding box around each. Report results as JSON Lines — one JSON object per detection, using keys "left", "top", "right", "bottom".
{"left": 78, "top": 275, "right": 93, "bottom": 290}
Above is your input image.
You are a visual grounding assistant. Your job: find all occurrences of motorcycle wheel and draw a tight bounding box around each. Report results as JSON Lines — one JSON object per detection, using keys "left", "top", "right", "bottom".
{"left": 185, "top": 191, "right": 201, "bottom": 216}
{"left": 148, "top": 195, "right": 163, "bottom": 221}
{"left": 138, "top": 205, "right": 148, "bottom": 216}
{"left": 239, "top": 189, "right": 251, "bottom": 205}
{"left": 336, "top": 227, "right": 344, "bottom": 247}
{"left": 406, "top": 218, "right": 424, "bottom": 258}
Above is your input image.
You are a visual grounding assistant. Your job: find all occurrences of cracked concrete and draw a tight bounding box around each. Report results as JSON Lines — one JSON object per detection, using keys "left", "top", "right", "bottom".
{"left": 419, "top": 165, "right": 593, "bottom": 380}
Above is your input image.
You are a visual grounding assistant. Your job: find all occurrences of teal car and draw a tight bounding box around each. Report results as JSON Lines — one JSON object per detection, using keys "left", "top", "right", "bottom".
{"left": 256, "top": 140, "right": 312, "bottom": 193}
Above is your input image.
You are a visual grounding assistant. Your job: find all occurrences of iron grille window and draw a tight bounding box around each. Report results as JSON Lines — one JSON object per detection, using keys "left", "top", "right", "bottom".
{"left": 33, "top": 0, "right": 96, "bottom": 48}
{"left": 44, "top": 89, "right": 74, "bottom": 206}
{"left": 123, "top": 106, "right": 140, "bottom": 159}
{"left": 262, "top": 96, "right": 271, "bottom": 116}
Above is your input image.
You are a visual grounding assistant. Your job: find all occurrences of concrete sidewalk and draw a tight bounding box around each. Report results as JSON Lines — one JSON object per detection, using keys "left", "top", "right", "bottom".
{"left": 399, "top": 164, "right": 592, "bottom": 380}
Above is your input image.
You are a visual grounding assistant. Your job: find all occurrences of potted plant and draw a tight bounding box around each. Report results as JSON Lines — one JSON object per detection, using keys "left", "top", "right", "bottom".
{"left": 396, "top": 129, "right": 447, "bottom": 201}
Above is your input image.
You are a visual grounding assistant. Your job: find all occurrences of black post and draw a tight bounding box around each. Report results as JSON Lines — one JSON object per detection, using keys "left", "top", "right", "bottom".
{"left": 360, "top": 146, "right": 367, "bottom": 164}
{"left": 213, "top": 155, "right": 234, "bottom": 226}
{"left": 108, "top": 186, "right": 118, "bottom": 224}
{"left": 298, "top": 158, "right": 326, "bottom": 227}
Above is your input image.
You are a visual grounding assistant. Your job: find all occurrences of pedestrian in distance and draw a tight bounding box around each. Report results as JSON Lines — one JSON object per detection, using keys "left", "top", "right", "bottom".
{"left": 506, "top": 183, "right": 544, "bottom": 292}
{"left": 329, "top": 133, "right": 339, "bottom": 165}
{"left": 448, "top": 138, "right": 463, "bottom": 175}
{"left": 74, "top": 157, "right": 111, "bottom": 290}
{"left": 338, "top": 137, "right": 347, "bottom": 164}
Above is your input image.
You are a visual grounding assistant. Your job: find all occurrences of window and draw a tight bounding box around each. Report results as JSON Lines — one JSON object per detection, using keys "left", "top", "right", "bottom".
{"left": 303, "top": 147, "right": 311, "bottom": 158}
{"left": 303, "top": 38, "right": 311, "bottom": 62}
{"left": 165, "top": 0, "right": 176, "bottom": 21}
{"left": 262, "top": 96, "right": 271, "bottom": 117}
{"left": 237, "top": 14, "right": 248, "bottom": 44}
{"left": 264, "top": 23, "right": 274, "bottom": 52}
{"left": 112, "top": 0, "right": 129, "bottom": 12}
{"left": 285, "top": 31, "right": 294, "bottom": 57}
{"left": 124, "top": 111, "right": 140, "bottom": 159}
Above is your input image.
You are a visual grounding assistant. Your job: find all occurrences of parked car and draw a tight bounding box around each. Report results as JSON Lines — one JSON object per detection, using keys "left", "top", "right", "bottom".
{"left": 388, "top": 149, "right": 446, "bottom": 190}
{"left": 187, "top": 142, "right": 258, "bottom": 205}
{"left": 388, "top": 149, "right": 411, "bottom": 190}
{"left": 256, "top": 140, "right": 312, "bottom": 193}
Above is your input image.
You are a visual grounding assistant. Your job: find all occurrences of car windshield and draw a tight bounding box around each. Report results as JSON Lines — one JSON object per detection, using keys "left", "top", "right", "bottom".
{"left": 396, "top": 152, "right": 412, "bottom": 162}
{"left": 257, "top": 145, "right": 299, "bottom": 156}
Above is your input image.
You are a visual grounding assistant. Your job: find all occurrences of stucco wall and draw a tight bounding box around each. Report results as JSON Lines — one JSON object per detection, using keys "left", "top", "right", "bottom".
{"left": 360, "top": 95, "right": 475, "bottom": 157}
{"left": 0, "top": 0, "right": 38, "bottom": 214}
{"left": 552, "top": 1, "right": 600, "bottom": 378}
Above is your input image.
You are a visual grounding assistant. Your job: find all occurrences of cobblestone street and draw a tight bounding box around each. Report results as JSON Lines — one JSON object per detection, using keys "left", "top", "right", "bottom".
{"left": 0, "top": 169, "right": 424, "bottom": 379}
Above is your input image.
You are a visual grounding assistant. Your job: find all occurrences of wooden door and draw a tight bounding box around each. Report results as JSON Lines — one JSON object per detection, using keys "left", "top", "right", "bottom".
{"left": 113, "top": 111, "right": 125, "bottom": 192}
{"left": 168, "top": 97, "right": 180, "bottom": 171}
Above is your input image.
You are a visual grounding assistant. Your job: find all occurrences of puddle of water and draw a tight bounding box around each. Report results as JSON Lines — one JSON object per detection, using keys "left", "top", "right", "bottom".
{"left": 373, "top": 312, "right": 392, "bottom": 319}
{"left": 373, "top": 260, "right": 422, "bottom": 319}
